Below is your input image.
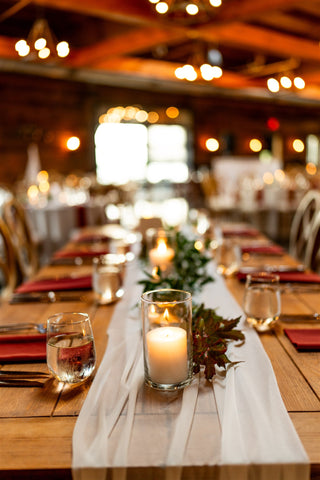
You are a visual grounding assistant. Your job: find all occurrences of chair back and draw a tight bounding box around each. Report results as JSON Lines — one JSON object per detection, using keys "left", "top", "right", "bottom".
{"left": 289, "top": 190, "right": 320, "bottom": 262}
{"left": 304, "top": 210, "right": 320, "bottom": 272}
{"left": 0, "top": 217, "right": 17, "bottom": 299}
{"left": 2, "top": 198, "right": 39, "bottom": 280}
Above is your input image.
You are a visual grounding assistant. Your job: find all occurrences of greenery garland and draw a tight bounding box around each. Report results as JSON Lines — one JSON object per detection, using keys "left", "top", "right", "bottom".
{"left": 139, "top": 230, "right": 245, "bottom": 380}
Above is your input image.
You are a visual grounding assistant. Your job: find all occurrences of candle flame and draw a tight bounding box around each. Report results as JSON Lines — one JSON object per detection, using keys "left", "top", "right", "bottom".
{"left": 152, "top": 266, "right": 160, "bottom": 279}
{"left": 157, "top": 238, "right": 168, "bottom": 253}
{"left": 163, "top": 308, "right": 170, "bottom": 324}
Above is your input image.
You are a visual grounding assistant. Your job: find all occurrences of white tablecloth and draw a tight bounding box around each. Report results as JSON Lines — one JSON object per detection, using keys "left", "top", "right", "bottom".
{"left": 72, "top": 261, "right": 310, "bottom": 480}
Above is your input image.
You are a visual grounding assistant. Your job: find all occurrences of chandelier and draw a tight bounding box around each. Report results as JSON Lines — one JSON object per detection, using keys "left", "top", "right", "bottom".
{"left": 149, "top": 0, "right": 222, "bottom": 16}
{"left": 15, "top": 18, "right": 70, "bottom": 60}
{"left": 175, "top": 44, "right": 223, "bottom": 82}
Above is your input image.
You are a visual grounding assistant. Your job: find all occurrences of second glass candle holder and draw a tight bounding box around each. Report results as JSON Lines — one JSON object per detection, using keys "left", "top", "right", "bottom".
{"left": 146, "top": 228, "right": 175, "bottom": 273}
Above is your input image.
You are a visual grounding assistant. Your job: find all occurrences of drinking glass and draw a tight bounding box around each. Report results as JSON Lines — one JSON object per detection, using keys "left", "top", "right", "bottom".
{"left": 47, "top": 312, "right": 96, "bottom": 384}
{"left": 92, "top": 254, "right": 125, "bottom": 305}
{"left": 215, "top": 239, "right": 241, "bottom": 277}
{"left": 243, "top": 272, "right": 281, "bottom": 332}
{"left": 141, "top": 289, "right": 193, "bottom": 391}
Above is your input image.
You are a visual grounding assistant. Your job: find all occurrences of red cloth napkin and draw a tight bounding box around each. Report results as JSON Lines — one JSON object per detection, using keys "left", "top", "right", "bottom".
{"left": 222, "top": 228, "right": 260, "bottom": 238}
{"left": 0, "top": 334, "right": 46, "bottom": 361}
{"left": 15, "top": 275, "right": 92, "bottom": 293}
{"left": 53, "top": 249, "right": 110, "bottom": 259}
{"left": 73, "top": 234, "right": 112, "bottom": 243}
{"left": 284, "top": 329, "right": 320, "bottom": 351}
{"left": 241, "top": 245, "right": 284, "bottom": 256}
{"left": 237, "top": 271, "right": 320, "bottom": 283}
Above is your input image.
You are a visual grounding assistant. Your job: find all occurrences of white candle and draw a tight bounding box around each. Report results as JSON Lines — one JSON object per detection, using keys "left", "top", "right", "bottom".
{"left": 149, "top": 239, "right": 175, "bottom": 271}
{"left": 146, "top": 326, "right": 188, "bottom": 384}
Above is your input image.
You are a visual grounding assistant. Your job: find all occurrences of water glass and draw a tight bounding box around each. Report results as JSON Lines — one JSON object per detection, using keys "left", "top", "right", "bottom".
{"left": 141, "top": 289, "right": 193, "bottom": 391}
{"left": 215, "top": 239, "right": 241, "bottom": 277}
{"left": 47, "top": 312, "right": 96, "bottom": 384}
{"left": 92, "top": 254, "right": 125, "bottom": 305}
{"left": 243, "top": 272, "right": 281, "bottom": 332}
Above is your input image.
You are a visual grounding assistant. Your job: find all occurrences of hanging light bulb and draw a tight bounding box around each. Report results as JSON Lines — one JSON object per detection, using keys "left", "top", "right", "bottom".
{"left": 56, "top": 41, "right": 70, "bottom": 58}
{"left": 200, "top": 63, "right": 215, "bottom": 80}
{"left": 184, "top": 64, "right": 197, "bottom": 81}
{"left": 186, "top": 3, "right": 199, "bottom": 14}
{"left": 294, "top": 77, "right": 305, "bottom": 89}
{"left": 155, "top": 1, "right": 169, "bottom": 13}
{"left": 34, "top": 37, "right": 46, "bottom": 50}
{"left": 15, "top": 39, "right": 30, "bottom": 57}
{"left": 280, "top": 76, "right": 292, "bottom": 88}
{"left": 38, "top": 47, "right": 50, "bottom": 59}
{"left": 267, "top": 78, "right": 280, "bottom": 93}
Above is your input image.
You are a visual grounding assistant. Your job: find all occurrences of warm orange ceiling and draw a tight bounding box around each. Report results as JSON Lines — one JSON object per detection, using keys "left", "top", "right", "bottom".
{"left": 1, "top": 0, "right": 320, "bottom": 104}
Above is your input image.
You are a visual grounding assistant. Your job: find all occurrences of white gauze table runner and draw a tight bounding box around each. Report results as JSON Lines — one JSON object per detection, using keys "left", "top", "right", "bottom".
{"left": 72, "top": 260, "right": 310, "bottom": 480}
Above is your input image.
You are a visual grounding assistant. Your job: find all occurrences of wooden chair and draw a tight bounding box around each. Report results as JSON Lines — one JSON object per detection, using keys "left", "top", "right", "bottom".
{"left": 304, "top": 210, "right": 320, "bottom": 272}
{"left": 0, "top": 217, "right": 17, "bottom": 299}
{"left": 2, "top": 197, "right": 39, "bottom": 280}
{"left": 289, "top": 190, "right": 320, "bottom": 263}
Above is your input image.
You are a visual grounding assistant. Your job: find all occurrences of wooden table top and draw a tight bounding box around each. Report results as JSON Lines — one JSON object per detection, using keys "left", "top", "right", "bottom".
{"left": 0, "top": 226, "right": 320, "bottom": 479}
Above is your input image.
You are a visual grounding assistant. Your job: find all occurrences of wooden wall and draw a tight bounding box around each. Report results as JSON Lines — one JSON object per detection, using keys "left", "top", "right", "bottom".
{"left": 1, "top": 72, "right": 320, "bottom": 188}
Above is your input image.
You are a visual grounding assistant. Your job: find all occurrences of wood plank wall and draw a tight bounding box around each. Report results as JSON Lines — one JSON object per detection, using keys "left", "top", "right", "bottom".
{"left": 1, "top": 72, "right": 320, "bottom": 189}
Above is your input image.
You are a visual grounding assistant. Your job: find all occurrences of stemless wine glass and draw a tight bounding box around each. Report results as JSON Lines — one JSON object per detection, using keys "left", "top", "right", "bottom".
{"left": 243, "top": 272, "right": 281, "bottom": 332}
{"left": 215, "top": 238, "right": 241, "bottom": 277}
{"left": 92, "top": 254, "right": 126, "bottom": 305}
{"left": 47, "top": 312, "right": 96, "bottom": 384}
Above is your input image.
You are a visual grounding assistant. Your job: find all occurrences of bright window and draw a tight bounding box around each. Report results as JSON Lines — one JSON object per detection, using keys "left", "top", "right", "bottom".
{"left": 95, "top": 123, "right": 148, "bottom": 185}
{"left": 95, "top": 122, "right": 189, "bottom": 185}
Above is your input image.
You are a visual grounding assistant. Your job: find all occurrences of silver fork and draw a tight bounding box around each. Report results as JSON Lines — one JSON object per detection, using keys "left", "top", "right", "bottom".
{"left": 0, "top": 322, "right": 46, "bottom": 333}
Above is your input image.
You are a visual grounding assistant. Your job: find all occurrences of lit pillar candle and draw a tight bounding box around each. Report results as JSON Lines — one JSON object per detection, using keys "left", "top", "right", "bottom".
{"left": 146, "top": 326, "right": 188, "bottom": 384}
{"left": 149, "top": 239, "right": 175, "bottom": 271}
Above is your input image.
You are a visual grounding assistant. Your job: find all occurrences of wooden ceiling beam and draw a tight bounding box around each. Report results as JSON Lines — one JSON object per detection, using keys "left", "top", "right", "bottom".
{"left": 69, "top": 26, "right": 187, "bottom": 67}
{"left": 215, "top": 0, "right": 302, "bottom": 22}
{"left": 197, "top": 22, "right": 320, "bottom": 63}
{"left": 0, "top": 36, "right": 19, "bottom": 59}
{"left": 252, "top": 11, "right": 320, "bottom": 38}
{"left": 31, "top": 0, "right": 156, "bottom": 25}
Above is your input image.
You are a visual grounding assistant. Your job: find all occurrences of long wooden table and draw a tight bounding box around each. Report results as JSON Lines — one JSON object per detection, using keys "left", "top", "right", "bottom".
{"left": 0, "top": 226, "right": 320, "bottom": 479}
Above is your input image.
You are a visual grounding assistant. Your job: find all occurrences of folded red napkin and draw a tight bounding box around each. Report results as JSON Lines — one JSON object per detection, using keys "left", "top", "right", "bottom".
{"left": 53, "top": 249, "right": 110, "bottom": 259}
{"left": 222, "top": 228, "right": 259, "bottom": 238}
{"left": 15, "top": 275, "right": 92, "bottom": 293}
{"left": 237, "top": 271, "right": 320, "bottom": 283}
{"left": 73, "top": 234, "right": 112, "bottom": 244}
{"left": 0, "top": 334, "right": 46, "bottom": 361}
{"left": 284, "top": 329, "right": 320, "bottom": 351}
{"left": 241, "top": 245, "right": 284, "bottom": 256}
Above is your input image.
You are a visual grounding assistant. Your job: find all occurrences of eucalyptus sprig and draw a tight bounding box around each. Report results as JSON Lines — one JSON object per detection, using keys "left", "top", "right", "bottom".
{"left": 139, "top": 230, "right": 214, "bottom": 295}
{"left": 192, "top": 303, "right": 245, "bottom": 380}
